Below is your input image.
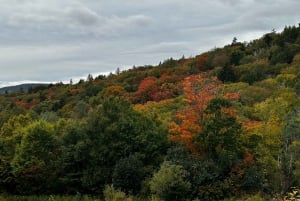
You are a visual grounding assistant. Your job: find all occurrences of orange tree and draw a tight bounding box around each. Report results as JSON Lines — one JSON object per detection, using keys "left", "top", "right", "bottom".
{"left": 169, "top": 74, "right": 220, "bottom": 154}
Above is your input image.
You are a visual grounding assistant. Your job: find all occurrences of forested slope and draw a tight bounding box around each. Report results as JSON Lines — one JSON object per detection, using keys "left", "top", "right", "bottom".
{"left": 1, "top": 25, "right": 300, "bottom": 200}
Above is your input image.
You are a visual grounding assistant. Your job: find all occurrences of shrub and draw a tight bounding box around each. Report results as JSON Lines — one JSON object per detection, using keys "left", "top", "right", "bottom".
{"left": 149, "top": 162, "right": 191, "bottom": 201}
{"left": 103, "top": 185, "right": 132, "bottom": 201}
{"left": 112, "top": 155, "right": 144, "bottom": 194}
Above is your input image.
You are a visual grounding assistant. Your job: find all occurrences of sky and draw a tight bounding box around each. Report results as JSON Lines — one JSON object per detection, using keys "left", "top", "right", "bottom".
{"left": 0, "top": 0, "right": 299, "bottom": 87}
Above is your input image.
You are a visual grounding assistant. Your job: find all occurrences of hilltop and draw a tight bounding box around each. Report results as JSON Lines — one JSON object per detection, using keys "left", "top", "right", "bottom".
{"left": 0, "top": 83, "right": 49, "bottom": 94}
{"left": 0, "top": 25, "right": 300, "bottom": 200}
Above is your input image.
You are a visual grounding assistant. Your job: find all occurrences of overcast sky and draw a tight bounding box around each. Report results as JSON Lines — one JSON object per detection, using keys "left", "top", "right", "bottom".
{"left": 0, "top": 0, "right": 299, "bottom": 87}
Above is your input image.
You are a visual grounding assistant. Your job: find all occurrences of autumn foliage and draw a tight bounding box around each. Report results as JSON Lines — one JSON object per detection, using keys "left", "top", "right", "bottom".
{"left": 169, "top": 74, "right": 220, "bottom": 153}
{"left": 0, "top": 25, "right": 300, "bottom": 199}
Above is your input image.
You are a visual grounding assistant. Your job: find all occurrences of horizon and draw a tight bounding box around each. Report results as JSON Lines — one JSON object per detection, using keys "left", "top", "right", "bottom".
{"left": 0, "top": 27, "right": 292, "bottom": 88}
{"left": 0, "top": 71, "right": 112, "bottom": 88}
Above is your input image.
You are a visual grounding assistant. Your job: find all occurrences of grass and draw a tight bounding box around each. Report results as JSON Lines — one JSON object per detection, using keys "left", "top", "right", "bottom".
{"left": 0, "top": 195, "right": 100, "bottom": 201}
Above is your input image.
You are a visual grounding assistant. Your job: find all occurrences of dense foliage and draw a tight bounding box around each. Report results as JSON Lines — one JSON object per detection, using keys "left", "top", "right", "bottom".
{"left": 1, "top": 24, "right": 300, "bottom": 200}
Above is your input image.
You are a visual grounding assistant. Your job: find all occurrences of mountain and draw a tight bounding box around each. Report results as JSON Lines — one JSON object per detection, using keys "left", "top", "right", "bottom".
{"left": 0, "top": 24, "right": 300, "bottom": 200}
{"left": 0, "top": 83, "right": 49, "bottom": 94}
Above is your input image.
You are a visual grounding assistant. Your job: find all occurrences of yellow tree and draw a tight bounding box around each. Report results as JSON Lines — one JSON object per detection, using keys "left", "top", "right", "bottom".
{"left": 253, "top": 90, "right": 300, "bottom": 192}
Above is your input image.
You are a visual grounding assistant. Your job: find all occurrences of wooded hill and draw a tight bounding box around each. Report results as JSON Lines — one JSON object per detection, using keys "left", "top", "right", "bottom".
{"left": 1, "top": 25, "right": 300, "bottom": 200}
{"left": 0, "top": 83, "right": 49, "bottom": 94}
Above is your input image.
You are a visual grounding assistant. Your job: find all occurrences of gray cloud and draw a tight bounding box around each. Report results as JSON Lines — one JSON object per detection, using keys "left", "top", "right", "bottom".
{"left": 0, "top": 0, "right": 299, "bottom": 86}
{"left": 65, "top": 6, "right": 102, "bottom": 26}
{"left": 122, "top": 42, "right": 191, "bottom": 55}
{"left": 1, "top": 2, "right": 152, "bottom": 37}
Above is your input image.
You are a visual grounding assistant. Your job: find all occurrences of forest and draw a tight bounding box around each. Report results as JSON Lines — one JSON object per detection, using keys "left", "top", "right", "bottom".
{"left": 1, "top": 25, "right": 300, "bottom": 200}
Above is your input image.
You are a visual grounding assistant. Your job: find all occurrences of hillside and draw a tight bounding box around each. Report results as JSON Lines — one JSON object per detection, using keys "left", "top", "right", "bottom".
{"left": 0, "top": 83, "right": 49, "bottom": 94}
{"left": 0, "top": 25, "right": 300, "bottom": 200}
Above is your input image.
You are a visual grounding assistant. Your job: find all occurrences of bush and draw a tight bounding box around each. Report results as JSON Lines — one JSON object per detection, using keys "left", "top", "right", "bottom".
{"left": 103, "top": 185, "right": 132, "bottom": 201}
{"left": 149, "top": 162, "right": 191, "bottom": 201}
{"left": 0, "top": 195, "right": 99, "bottom": 201}
{"left": 112, "top": 155, "right": 144, "bottom": 194}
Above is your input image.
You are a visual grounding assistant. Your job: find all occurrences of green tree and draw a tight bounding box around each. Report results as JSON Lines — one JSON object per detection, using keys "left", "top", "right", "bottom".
{"left": 11, "top": 121, "right": 60, "bottom": 194}
{"left": 269, "top": 43, "right": 300, "bottom": 65}
{"left": 165, "top": 146, "right": 223, "bottom": 195}
{"left": 236, "top": 63, "right": 267, "bottom": 84}
{"left": 112, "top": 155, "right": 144, "bottom": 194}
{"left": 281, "top": 112, "right": 300, "bottom": 191}
{"left": 59, "top": 120, "right": 89, "bottom": 193}
{"left": 149, "top": 161, "right": 191, "bottom": 201}
{"left": 81, "top": 97, "right": 168, "bottom": 191}
{"left": 230, "top": 50, "right": 243, "bottom": 65}
{"left": 217, "top": 63, "right": 236, "bottom": 83}
{"left": 198, "top": 98, "right": 243, "bottom": 168}
{"left": 0, "top": 114, "right": 33, "bottom": 193}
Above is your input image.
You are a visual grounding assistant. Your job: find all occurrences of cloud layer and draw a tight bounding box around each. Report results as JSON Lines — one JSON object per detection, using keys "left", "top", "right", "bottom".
{"left": 0, "top": 0, "right": 299, "bottom": 85}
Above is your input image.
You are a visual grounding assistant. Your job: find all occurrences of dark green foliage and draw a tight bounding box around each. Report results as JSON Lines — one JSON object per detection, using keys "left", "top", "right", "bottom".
{"left": 0, "top": 195, "right": 100, "bottom": 201}
{"left": 166, "top": 146, "right": 224, "bottom": 196}
{"left": 188, "top": 60, "right": 198, "bottom": 74}
{"left": 269, "top": 44, "right": 300, "bottom": 65}
{"left": 0, "top": 114, "right": 35, "bottom": 194}
{"left": 0, "top": 160, "right": 16, "bottom": 193}
{"left": 159, "top": 57, "right": 178, "bottom": 68}
{"left": 200, "top": 98, "right": 242, "bottom": 162}
{"left": 235, "top": 63, "right": 267, "bottom": 84}
{"left": 268, "top": 26, "right": 300, "bottom": 64}
{"left": 280, "top": 112, "right": 300, "bottom": 191}
{"left": 28, "top": 84, "right": 50, "bottom": 94}
{"left": 33, "top": 100, "right": 62, "bottom": 114}
{"left": 241, "top": 166, "right": 263, "bottom": 191}
{"left": 0, "top": 99, "right": 25, "bottom": 128}
{"left": 11, "top": 121, "right": 60, "bottom": 194}
{"left": 217, "top": 64, "right": 236, "bottom": 83}
{"left": 84, "top": 83, "right": 101, "bottom": 97}
{"left": 230, "top": 50, "right": 243, "bottom": 65}
{"left": 149, "top": 161, "right": 191, "bottom": 201}
{"left": 263, "top": 32, "right": 275, "bottom": 47}
{"left": 112, "top": 155, "right": 144, "bottom": 194}
{"left": 295, "top": 79, "right": 300, "bottom": 96}
{"left": 71, "top": 101, "right": 89, "bottom": 119}
{"left": 280, "top": 25, "right": 300, "bottom": 44}
{"left": 196, "top": 178, "right": 235, "bottom": 201}
{"left": 81, "top": 97, "right": 168, "bottom": 191}
{"left": 60, "top": 121, "right": 90, "bottom": 193}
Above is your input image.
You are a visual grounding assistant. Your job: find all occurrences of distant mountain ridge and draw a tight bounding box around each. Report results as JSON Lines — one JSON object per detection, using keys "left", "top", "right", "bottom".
{"left": 0, "top": 83, "right": 49, "bottom": 94}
